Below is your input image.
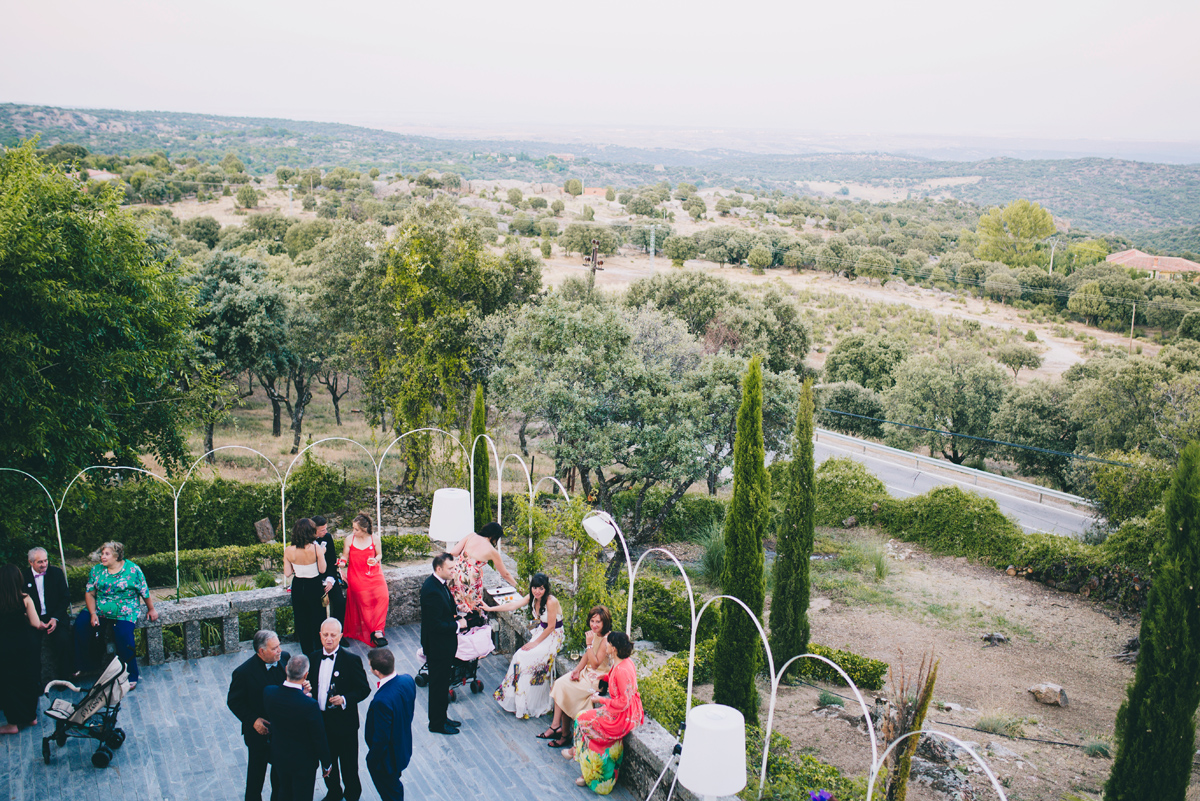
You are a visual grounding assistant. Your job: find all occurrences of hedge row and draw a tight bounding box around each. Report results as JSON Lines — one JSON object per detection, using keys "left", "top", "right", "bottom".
{"left": 66, "top": 534, "right": 431, "bottom": 598}
{"left": 797, "top": 644, "right": 888, "bottom": 691}
{"left": 874, "top": 483, "right": 1163, "bottom": 610}
{"left": 55, "top": 458, "right": 355, "bottom": 556}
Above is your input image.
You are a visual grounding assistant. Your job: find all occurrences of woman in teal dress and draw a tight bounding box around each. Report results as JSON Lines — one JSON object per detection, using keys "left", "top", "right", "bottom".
{"left": 73, "top": 541, "right": 158, "bottom": 688}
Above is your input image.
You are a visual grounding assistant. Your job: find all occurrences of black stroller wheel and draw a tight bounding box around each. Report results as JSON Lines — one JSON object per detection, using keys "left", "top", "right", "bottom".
{"left": 471, "top": 680, "right": 483, "bottom": 693}
{"left": 91, "top": 745, "right": 113, "bottom": 768}
{"left": 42, "top": 739, "right": 51, "bottom": 765}
{"left": 107, "top": 729, "right": 126, "bottom": 749}
{"left": 56, "top": 731, "right": 67, "bottom": 747}
{"left": 414, "top": 674, "right": 428, "bottom": 687}
{"left": 448, "top": 688, "right": 456, "bottom": 703}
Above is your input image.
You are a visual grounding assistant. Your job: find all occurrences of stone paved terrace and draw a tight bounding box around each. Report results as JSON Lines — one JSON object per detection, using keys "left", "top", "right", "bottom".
{"left": 0, "top": 622, "right": 636, "bottom": 801}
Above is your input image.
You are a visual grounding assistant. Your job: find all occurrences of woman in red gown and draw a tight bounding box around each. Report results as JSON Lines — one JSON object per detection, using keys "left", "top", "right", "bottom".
{"left": 342, "top": 513, "right": 389, "bottom": 647}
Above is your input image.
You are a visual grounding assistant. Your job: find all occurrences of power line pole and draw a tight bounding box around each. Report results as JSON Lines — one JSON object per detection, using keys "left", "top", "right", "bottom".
{"left": 583, "top": 238, "right": 604, "bottom": 296}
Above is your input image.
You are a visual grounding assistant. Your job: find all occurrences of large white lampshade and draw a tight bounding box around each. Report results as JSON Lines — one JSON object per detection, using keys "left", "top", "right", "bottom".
{"left": 677, "top": 704, "right": 747, "bottom": 799}
{"left": 582, "top": 511, "right": 618, "bottom": 547}
{"left": 428, "top": 488, "right": 473, "bottom": 544}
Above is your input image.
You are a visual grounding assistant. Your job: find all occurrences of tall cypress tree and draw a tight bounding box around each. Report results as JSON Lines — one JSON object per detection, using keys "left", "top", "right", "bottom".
{"left": 1105, "top": 441, "right": 1200, "bottom": 800}
{"left": 713, "top": 356, "right": 769, "bottom": 725}
{"left": 769, "top": 378, "right": 814, "bottom": 677}
{"left": 471, "top": 383, "right": 490, "bottom": 531}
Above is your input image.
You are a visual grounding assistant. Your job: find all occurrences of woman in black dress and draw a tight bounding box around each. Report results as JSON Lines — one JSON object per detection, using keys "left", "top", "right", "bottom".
{"left": 0, "top": 563, "right": 47, "bottom": 734}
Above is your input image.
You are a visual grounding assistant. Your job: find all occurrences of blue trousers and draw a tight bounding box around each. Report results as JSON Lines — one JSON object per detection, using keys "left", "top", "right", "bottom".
{"left": 74, "top": 612, "right": 139, "bottom": 683}
{"left": 367, "top": 757, "right": 403, "bottom": 801}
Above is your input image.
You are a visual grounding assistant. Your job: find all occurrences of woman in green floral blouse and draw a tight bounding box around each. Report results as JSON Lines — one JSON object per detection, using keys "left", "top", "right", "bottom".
{"left": 73, "top": 541, "right": 158, "bottom": 688}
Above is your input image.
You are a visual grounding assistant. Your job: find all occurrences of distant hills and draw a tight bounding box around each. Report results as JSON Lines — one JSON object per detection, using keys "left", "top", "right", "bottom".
{"left": 3, "top": 103, "right": 1199, "bottom": 248}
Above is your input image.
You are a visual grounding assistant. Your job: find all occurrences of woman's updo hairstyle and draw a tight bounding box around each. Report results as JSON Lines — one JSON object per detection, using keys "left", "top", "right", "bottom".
{"left": 607, "top": 631, "right": 634, "bottom": 660}
{"left": 352, "top": 513, "right": 373, "bottom": 536}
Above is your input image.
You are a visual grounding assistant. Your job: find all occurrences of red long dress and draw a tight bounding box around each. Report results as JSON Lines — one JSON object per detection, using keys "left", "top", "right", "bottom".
{"left": 343, "top": 539, "right": 388, "bottom": 645}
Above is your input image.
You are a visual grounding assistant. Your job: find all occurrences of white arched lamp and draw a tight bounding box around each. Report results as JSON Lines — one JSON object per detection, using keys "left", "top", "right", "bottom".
{"left": 581, "top": 509, "right": 635, "bottom": 632}
{"left": 428, "top": 487, "right": 473, "bottom": 545}
{"left": 677, "top": 703, "right": 747, "bottom": 800}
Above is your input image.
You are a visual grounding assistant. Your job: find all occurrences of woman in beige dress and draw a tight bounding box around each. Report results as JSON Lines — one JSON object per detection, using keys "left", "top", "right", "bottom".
{"left": 540, "top": 606, "right": 614, "bottom": 748}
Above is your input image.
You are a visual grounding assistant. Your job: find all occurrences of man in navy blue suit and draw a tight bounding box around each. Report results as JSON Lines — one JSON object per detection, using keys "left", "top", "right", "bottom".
{"left": 262, "top": 655, "right": 332, "bottom": 801}
{"left": 365, "top": 648, "right": 415, "bottom": 801}
{"left": 420, "top": 552, "right": 464, "bottom": 735}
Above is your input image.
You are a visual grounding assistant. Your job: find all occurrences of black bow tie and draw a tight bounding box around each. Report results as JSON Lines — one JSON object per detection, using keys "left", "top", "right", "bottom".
{"left": 321, "top": 652, "right": 336, "bottom": 661}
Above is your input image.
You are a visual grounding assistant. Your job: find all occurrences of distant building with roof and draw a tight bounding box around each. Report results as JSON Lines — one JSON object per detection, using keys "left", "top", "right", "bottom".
{"left": 1106, "top": 248, "right": 1200, "bottom": 281}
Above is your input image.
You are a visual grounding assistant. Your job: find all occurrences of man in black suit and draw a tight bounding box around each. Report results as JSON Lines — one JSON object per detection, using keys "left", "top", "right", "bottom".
{"left": 263, "top": 654, "right": 332, "bottom": 801}
{"left": 364, "top": 648, "right": 415, "bottom": 801}
{"left": 419, "top": 552, "right": 463, "bottom": 735}
{"left": 22, "top": 547, "right": 72, "bottom": 679}
{"left": 308, "top": 618, "right": 370, "bottom": 801}
{"left": 227, "top": 630, "right": 289, "bottom": 801}
{"left": 311, "top": 516, "right": 346, "bottom": 636}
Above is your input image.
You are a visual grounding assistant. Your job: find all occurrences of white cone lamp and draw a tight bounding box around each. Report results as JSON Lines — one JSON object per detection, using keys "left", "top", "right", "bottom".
{"left": 677, "top": 704, "right": 747, "bottom": 800}
{"left": 428, "top": 488, "right": 473, "bottom": 545}
{"left": 582, "top": 510, "right": 618, "bottom": 546}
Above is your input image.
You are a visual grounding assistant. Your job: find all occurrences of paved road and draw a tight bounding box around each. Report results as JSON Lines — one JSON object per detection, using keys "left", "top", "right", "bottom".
{"left": 0, "top": 624, "right": 633, "bottom": 801}
{"left": 813, "top": 438, "right": 1095, "bottom": 538}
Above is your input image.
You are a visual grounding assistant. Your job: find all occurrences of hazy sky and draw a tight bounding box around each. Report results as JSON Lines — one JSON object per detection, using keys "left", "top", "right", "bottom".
{"left": 4, "top": 0, "right": 1199, "bottom": 145}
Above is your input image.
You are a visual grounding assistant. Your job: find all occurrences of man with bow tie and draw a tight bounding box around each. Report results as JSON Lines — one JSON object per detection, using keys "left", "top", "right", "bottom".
{"left": 420, "top": 552, "right": 464, "bottom": 735}
{"left": 228, "top": 630, "right": 290, "bottom": 801}
{"left": 22, "top": 547, "right": 71, "bottom": 680}
{"left": 308, "top": 618, "right": 370, "bottom": 801}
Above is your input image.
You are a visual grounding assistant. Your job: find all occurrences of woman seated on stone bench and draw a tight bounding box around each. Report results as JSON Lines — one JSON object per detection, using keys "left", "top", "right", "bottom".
{"left": 74, "top": 541, "right": 158, "bottom": 690}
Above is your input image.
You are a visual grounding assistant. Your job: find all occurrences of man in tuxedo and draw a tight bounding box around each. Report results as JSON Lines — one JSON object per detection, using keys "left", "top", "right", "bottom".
{"left": 227, "top": 630, "right": 289, "bottom": 801}
{"left": 311, "top": 516, "right": 346, "bottom": 636}
{"left": 22, "top": 547, "right": 71, "bottom": 679}
{"left": 364, "top": 648, "right": 415, "bottom": 801}
{"left": 263, "top": 654, "right": 332, "bottom": 801}
{"left": 308, "top": 618, "right": 369, "bottom": 801}
{"left": 419, "top": 552, "right": 463, "bottom": 735}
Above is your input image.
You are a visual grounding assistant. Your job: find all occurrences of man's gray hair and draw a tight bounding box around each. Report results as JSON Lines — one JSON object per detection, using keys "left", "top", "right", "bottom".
{"left": 320, "top": 617, "right": 343, "bottom": 633}
{"left": 286, "top": 654, "right": 309, "bottom": 682}
{"left": 253, "top": 630, "right": 279, "bottom": 653}
{"left": 27, "top": 547, "right": 48, "bottom": 562}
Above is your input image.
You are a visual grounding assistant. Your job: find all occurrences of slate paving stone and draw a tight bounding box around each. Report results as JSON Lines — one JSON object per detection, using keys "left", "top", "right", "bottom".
{"left": 3, "top": 622, "right": 633, "bottom": 801}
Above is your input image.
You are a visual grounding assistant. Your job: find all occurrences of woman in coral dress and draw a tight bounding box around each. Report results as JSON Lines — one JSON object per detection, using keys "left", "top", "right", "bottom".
{"left": 342, "top": 513, "right": 389, "bottom": 647}
{"left": 565, "top": 631, "right": 644, "bottom": 794}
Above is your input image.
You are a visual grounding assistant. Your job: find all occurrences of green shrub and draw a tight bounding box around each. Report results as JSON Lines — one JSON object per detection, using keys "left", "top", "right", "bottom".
{"left": 699, "top": 523, "right": 725, "bottom": 587}
{"left": 610, "top": 488, "right": 726, "bottom": 543}
{"left": 610, "top": 575, "right": 719, "bottom": 650}
{"left": 255, "top": 571, "right": 278, "bottom": 589}
{"left": 798, "top": 643, "right": 889, "bottom": 691}
{"left": 639, "top": 669, "right": 689, "bottom": 731}
{"left": 817, "top": 690, "right": 844, "bottom": 707}
{"left": 813, "top": 457, "right": 888, "bottom": 527}
{"left": 743, "top": 725, "right": 866, "bottom": 800}
{"left": 658, "top": 637, "right": 718, "bottom": 685}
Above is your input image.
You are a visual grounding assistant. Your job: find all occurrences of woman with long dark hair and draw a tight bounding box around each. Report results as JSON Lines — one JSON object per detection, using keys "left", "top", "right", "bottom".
{"left": 0, "top": 563, "right": 47, "bottom": 733}
{"left": 284, "top": 518, "right": 326, "bottom": 655}
{"left": 483, "top": 573, "right": 563, "bottom": 718}
{"left": 343, "top": 513, "right": 389, "bottom": 647}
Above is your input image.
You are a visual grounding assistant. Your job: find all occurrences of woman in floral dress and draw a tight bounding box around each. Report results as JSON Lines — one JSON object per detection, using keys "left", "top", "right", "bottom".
{"left": 73, "top": 541, "right": 159, "bottom": 689}
{"left": 482, "top": 573, "right": 563, "bottom": 718}
{"left": 564, "top": 631, "right": 644, "bottom": 794}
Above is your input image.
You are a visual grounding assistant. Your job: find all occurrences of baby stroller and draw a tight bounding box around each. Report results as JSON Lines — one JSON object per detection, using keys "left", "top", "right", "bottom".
{"left": 416, "top": 619, "right": 494, "bottom": 702}
{"left": 41, "top": 654, "right": 130, "bottom": 768}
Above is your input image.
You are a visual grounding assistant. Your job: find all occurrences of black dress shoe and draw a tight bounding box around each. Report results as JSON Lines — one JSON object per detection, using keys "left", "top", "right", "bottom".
{"left": 428, "top": 725, "right": 459, "bottom": 735}
{"left": 445, "top": 718, "right": 462, "bottom": 727}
